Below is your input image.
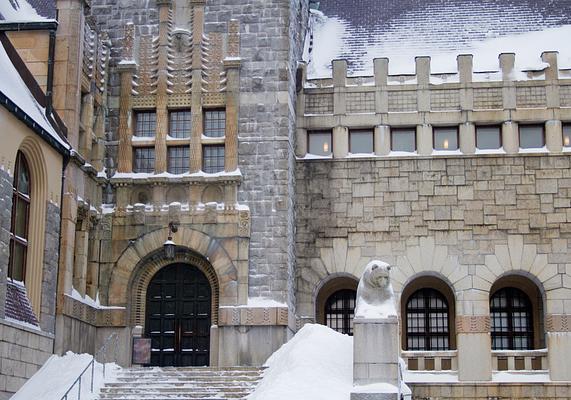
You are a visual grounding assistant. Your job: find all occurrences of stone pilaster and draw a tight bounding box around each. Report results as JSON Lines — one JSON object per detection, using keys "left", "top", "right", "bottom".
{"left": 546, "top": 314, "right": 571, "bottom": 381}
{"left": 224, "top": 20, "right": 241, "bottom": 172}
{"left": 190, "top": 2, "right": 205, "bottom": 173}
{"left": 456, "top": 315, "right": 492, "bottom": 381}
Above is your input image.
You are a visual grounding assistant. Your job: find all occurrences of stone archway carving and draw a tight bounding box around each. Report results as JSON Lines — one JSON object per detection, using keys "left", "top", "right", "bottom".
{"left": 108, "top": 227, "right": 239, "bottom": 323}
{"left": 130, "top": 248, "right": 221, "bottom": 327}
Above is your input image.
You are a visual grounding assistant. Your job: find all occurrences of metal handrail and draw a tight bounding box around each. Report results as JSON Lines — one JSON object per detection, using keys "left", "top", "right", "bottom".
{"left": 59, "top": 332, "right": 119, "bottom": 400}
{"left": 59, "top": 357, "right": 95, "bottom": 400}
{"left": 95, "top": 332, "right": 119, "bottom": 378}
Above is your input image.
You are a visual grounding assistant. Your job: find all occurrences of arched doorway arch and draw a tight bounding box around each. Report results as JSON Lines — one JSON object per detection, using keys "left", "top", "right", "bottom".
{"left": 130, "top": 248, "right": 220, "bottom": 329}
{"left": 145, "top": 263, "right": 212, "bottom": 366}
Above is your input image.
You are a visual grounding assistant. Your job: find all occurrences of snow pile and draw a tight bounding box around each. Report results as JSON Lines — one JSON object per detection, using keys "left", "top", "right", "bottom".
{"left": 0, "top": 0, "right": 52, "bottom": 23}
{"left": 248, "top": 324, "right": 353, "bottom": 400}
{"left": 0, "top": 41, "right": 69, "bottom": 150}
{"left": 11, "top": 352, "right": 121, "bottom": 400}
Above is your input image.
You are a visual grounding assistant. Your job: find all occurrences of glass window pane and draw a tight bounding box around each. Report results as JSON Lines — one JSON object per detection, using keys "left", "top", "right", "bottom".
{"left": 167, "top": 146, "right": 190, "bottom": 174}
{"left": 169, "top": 111, "right": 191, "bottom": 138}
{"left": 563, "top": 125, "right": 571, "bottom": 148}
{"left": 14, "top": 198, "right": 28, "bottom": 239}
{"left": 308, "top": 131, "right": 332, "bottom": 156}
{"left": 350, "top": 130, "right": 373, "bottom": 154}
{"left": 9, "top": 242, "right": 26, "bottom": 281}
{"left": 133, "top": 147, "right": 155, "bottom": 173}
{"left": 203, "top": 145, "right": 225, "bottom": 173}
{"left": 519, "top": 125, "right": 544, "bottom": 148}
{"left": 324, "top": 289, "right": 356, "bottom": 335}
{"left": 204, "top": 110, "right": 226, "bottom": 138}
{"left": 135, "top": 112, "right": 157, "bottom": 137}
{"left": 434, "top": 127, "right": 458, "bottom": 150}
{"left": 17, "top": 159, "right": 30, "bottom": 195}
{"left": 476, "top": 126, "right": 501, "bottom": 149}
{"left": 391, "top": 128, "right": 415, "bottom": 152}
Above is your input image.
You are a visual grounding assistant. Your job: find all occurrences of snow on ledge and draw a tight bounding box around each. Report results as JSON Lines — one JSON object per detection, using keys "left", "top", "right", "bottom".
{"left": 220, "top": 297, "right": 287, "bottom": 309}
{"left": 112, "top": 168, "right": 242, "bottom": 180}
{"left": 67, "top": 288, "right": 125, "bottom": 310}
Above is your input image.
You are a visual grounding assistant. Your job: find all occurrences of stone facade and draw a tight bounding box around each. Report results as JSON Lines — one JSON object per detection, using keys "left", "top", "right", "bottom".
{"left": 0, "top": 320, "right": 54, "bottom": 400}
{"left": 0, "top": 168, "right": 13, "bottom": 320}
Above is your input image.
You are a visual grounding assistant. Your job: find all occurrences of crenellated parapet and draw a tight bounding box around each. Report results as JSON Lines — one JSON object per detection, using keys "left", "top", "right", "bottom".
{"left": 297, "top": 51, "right": 571, "bottom": 158}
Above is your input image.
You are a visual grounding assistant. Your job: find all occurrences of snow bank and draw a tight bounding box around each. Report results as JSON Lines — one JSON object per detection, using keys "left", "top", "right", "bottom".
{"left": 12, "top": 352, "right": 120, "bottom": 400}
{"left": 248, "top": 324, "right": 353, "bottom": 400}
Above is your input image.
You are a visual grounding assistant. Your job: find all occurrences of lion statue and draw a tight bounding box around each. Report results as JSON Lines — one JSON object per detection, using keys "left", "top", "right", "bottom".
{"left": 354, "top": 260, "right": 397, "bottom": 319}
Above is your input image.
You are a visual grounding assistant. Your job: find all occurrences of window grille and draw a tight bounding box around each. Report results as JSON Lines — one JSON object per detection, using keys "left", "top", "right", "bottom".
{"left": 169, "top": 110, "right": 191, "bottom": 138}
{"left": 168, "top": 146, "right": 190, "bottom": 174}
{"left": 135, "top": 111, "right": 157, "bottom": 137}
{"left": 490, "top": 287, "right": 533, "bottom": 350}
{"left": 133, "top": 147, "right": 156, "bottom": 173}
{"left": 204, "top": 110, "right": 226, "bottom": 138}
{"left": 325, "top": 289, "right": 356, "bottom": 335}
{"left": 202, "top": 145, "right": 225, "bottom": 173}
{"left": 406, "top": 288, "right": 450, "bottom": 350}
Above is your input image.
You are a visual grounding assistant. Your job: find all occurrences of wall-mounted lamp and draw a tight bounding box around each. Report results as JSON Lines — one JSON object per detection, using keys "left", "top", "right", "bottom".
{"left": 164, "top": 222, "right": 178, "bottom": 260}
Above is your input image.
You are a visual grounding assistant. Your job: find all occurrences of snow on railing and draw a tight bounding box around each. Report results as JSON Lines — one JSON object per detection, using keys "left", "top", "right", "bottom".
{"left": 59, "top": 358, "right": 95, "bottom": 400}
{"left": 401, "top": 350, "right": 458, "bottom": 372}
{"left": 492, "top": 349, "right": 548, "bottom": 371}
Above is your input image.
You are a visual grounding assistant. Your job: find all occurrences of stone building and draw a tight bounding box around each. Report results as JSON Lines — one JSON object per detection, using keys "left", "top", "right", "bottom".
{"left": 1, "top": 0, "right": 571, "bottom": 398}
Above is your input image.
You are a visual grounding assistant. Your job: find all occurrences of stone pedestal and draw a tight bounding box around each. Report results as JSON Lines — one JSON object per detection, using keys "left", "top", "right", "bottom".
{"left": 351, "top": 317, "right": 401, "bottom": 400}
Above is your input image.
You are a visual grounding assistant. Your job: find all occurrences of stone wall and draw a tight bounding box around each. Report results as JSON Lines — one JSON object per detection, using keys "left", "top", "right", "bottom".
{"left": 0, "top": 320, "right": 53, "bottom": 399}
{"left": 295, "top": 154, "right": 571, "bottom": 317}
{"left": 40, "top": 202, "right": 60, "bottom": 334}
{"left": 409, "top": 382, "right": 571, "bottom": 399}
{"left": 204, "top": 0, "right": 308, "bottom": 305}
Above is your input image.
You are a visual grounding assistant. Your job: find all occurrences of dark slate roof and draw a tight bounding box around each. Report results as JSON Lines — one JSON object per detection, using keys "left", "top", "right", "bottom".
{"left": 5, "top": 281, "right": 40, "bottom": 327}
{"left": 307, "top": 0, "right": 571, "bottom": 76}
{"left": 0, "top": 0, "right": 56, "bottom": 22}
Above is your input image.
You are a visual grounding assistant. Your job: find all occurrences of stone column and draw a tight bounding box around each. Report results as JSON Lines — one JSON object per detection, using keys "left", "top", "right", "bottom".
{"left": 80, "top": 92, "right": 94, "bottom": 159}
{"left": 456, "top": 314, "right": 492, "bottom": 381}
{"left": 546, "top": 314, "right": 571, "bottom": 381}
{"left": 458, "top": 55, "right": 473, "bottom": 111}
{"left": 116, "top": 23, "right": 137, "bottom": 173}
{"left": 542, "top": 51, "right": 560, "bottom": 109}
{"left": 333, "top": 59, "right": 347, "bottom": 116}
{"left": 190, "top": 1, "right": 205, "bottom": 173}
{"left": 500, "top": 53, "right": 516, "bottom": 110}
{"left": 374, "top": 58, "right": 388, "bottom": 114}
{"left": 375, "top": 125, "right": 390, "bottom": 156}
{"left": 417, "top": 124, "right": 432, "bottom": 155}
{"left": 154, "top": 0, "right": 172, "bottom": 174}
{"left": 502, "top": 121, "right": 518, "bottom": 154}
{"left": 460, "top": 122, "right": 475, "bottom": 154}
{"left": 545, "top": 120, "right": 563, "bottom": 152}
{"left": 333, "top": 126, "right": 348, "bottom": 158}
{"left": 416, "top": 56, "right": 430, "bottom": 112}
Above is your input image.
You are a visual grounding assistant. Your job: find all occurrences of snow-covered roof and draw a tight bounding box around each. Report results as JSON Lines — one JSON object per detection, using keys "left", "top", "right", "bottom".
{"left": 0, "top": 37, "right": 69, "bottom": 151}
{"left": 0, "top": 0, "right": 56, "bottom": 23}
{"left": 305, "top": 0, "right": 571, "bottom": 77}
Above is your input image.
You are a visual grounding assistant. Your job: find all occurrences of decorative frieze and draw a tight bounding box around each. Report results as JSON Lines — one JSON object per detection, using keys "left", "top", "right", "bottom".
{"left": 546, "top": 314, "right": 571, "bottom": 332}
{"left": 219, "top": 306, "right": 289, "bottom": 326}
{"left": 456, "top": 316, "right": 491, "bottom": 333}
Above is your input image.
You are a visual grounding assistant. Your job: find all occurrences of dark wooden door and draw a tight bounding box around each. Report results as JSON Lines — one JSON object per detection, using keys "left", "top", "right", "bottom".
{"left": 145, "top": 264, "right": 211, "bottom": 366}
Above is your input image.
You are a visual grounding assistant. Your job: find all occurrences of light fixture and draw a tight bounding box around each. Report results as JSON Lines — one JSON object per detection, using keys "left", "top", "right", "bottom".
{"left": 564, "top": 135, "right": 570, "bottom": 147}
{"left": 164, "top": 222, "right": 178, "bottom": 260}
{"left": 323, "top": 141, "right": 329, "bottom": 153}
{"left": 443, "top": 139, "right": 449, "bottom": 149}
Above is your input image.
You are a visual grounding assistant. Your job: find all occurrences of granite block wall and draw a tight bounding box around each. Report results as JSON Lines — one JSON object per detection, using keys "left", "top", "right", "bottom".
{"left": 0, "top": 168, "right": 13, "bottom": 319}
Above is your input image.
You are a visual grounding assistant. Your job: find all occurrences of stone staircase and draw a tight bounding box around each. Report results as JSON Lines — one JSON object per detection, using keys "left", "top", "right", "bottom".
{"left": 98, "top": 366, "right": 264, "bottom": 400}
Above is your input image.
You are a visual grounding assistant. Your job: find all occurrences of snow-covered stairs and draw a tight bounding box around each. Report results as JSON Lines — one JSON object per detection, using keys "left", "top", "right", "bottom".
{"left": 98, "top": 366, "right": 264, "bottom": 400}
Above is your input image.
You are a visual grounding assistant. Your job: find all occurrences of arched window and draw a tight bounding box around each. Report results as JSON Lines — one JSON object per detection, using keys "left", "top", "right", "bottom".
{"left": 324, "top": 289, "right": 356, "bottom": 335}
{"left": 406, "top": 288, "right": 450, "bottom": 350}
{"left": 8, "top": 152, "right": 31, "bottom": 282}
{"left": 490, "top": 287, "right": 533, "bottom": 350}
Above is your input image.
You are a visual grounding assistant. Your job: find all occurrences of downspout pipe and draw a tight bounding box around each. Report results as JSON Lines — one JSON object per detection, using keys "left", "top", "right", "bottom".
{"left": 46, "top": 27, "right": 56, "bottom": 118}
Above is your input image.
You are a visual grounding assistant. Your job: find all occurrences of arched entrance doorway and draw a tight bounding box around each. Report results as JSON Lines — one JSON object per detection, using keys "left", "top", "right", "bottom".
{"left": 145, "top": 263, "right": 211, "bottom": 366}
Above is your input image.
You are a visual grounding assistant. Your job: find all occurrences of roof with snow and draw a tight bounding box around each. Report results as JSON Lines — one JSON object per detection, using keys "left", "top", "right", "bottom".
{"left": 305, "top": 0, "right": 571, "bottom": 77}
{"left": 0, "top": 0, "right": 56, "bottom": 23}
{"left": 0, "top": 33, "right": 69, "bottom": 153}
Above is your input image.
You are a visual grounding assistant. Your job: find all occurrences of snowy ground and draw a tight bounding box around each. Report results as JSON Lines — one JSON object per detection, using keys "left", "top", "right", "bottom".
{"left": 12, "top": 352, "right": 120, "bottom": 400}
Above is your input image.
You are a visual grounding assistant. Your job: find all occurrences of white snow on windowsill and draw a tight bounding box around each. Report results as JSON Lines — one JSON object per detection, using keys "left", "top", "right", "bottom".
{"left": 475, "top": 148, "right": 507, "bottom": 155}
{"left": 346, "top": 152, "right": 376, "bottom": 158}
{"left": 518, "top": 146, "right": 548, "bottom": 154}
{"left": 112, "top": 168, "right": 242, "bottom": 179}
{"left": 11, "top": 352, "right": 121, "bottom": 400}
{"left": 432, "top": 149, "right": 463, "bottom": 156}
{"left": 298, "top": 153, "right": 333, "bottom": 160}
{"left": 67, "top": 288, "right": 124, "bottom": 310}
{"left": 388, "top": 151, "right": 418, "bottom": 157}
{"left": 4, "top": 316, "right": 41, "bottom": 331}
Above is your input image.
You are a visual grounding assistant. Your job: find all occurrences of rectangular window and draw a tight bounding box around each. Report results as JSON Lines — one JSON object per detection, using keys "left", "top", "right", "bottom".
{"left": 135, "top": 111, "right": 157, "bottom": 137}
{"left": 133, "top": 147, "right": 155, "bottom": 173}
{"left": 433, "top": 127, "right": 459, "bottom": 151}
{"left": 519, "top": 124, "right": 544, "bottom": 149}
{"left": 391, "top": 128, "right": 416, "bottom": 152}
{"left": 308, "top": 130, "right": 332, "bottom": 156}
{"left": 167, "top": 146, "right": 190, "bottom": 174}
{"left": 169, "top": 110, "right": 191, "bottom": 138}
{"left": 204, "top": 110, "right": 226, "bottom": 138}
{"left": 349, "top": 129, "right": 374, "bottom": 154}
{"left": 476, "top": 125, "right": 501, "bottom": 150}
{"left": 203, "top": 145, "right": 225, "bottom": 173}
{"left": 563, "top": 124, "right": 571, "bottom": 148}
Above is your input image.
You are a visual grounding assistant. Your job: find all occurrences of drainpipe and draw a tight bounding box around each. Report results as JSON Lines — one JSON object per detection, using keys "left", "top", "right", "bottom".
{"left": 46, "top": 27, "right": 57, "bottom": 118}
